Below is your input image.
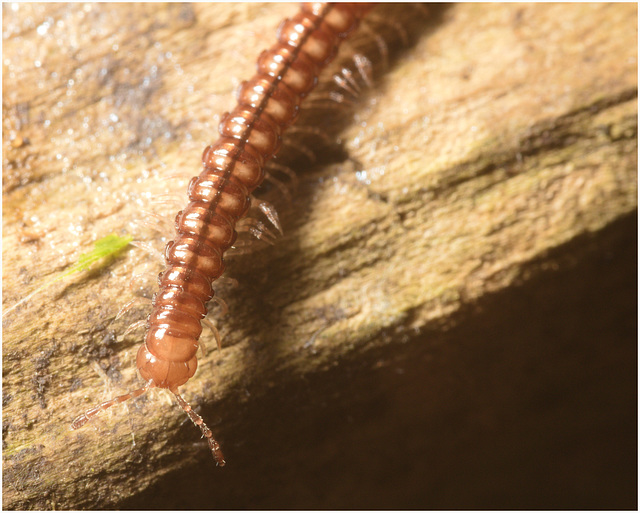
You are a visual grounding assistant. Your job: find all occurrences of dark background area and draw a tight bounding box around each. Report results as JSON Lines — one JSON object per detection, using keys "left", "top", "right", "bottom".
{"left": 123, "top": 212, "right": 637, "bottom": 510}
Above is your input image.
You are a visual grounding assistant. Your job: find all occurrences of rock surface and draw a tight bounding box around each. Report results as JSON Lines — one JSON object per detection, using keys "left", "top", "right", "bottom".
{"left": 3, "top": 3, "right": 636, "bottom": 509}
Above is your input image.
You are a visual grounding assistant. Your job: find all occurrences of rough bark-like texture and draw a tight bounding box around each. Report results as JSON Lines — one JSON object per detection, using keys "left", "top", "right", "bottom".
{"left": 3, "top": 3, "right": 636, "bottom": 510}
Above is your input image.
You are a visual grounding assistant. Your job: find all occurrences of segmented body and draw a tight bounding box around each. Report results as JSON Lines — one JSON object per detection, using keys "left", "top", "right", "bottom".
{"left": 72, "top": 3, "right": 372, "bottom": 465}
{"left": 140, "top": 1, "right": 371, "bottom": 401}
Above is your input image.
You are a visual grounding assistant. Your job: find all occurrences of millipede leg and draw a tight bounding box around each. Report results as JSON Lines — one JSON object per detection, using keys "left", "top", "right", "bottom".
{"left": 334, "top": 68, "right": 361, "bottom": 97}
{"left": 71, "top": 382, "right": 152, "bottom": 430}
{"left": 115, "top": 296, "right": 152, "bottom": 321}
{"left": 122, "top": 319, "right": 148, "bottom": 337}
{"left": 171, "top": 389, "right": 225, "bottom": 466}
{"left": 127, "top": 272, "right": 156, "bottom": 295}
{"left": 354, "top": 54, "right": 374, "bottom": 88}
{"left": 286, "top": 124, "right": 334, "bottom": 146}
{"left": 254, "top": 198, "right": 283, "bottom": 234}
{"left": 266, "top": 161, "right": 299, "bottom": 190}
{"left": 264, "top": 171, "right": 293, "bottom": 204}
{"left": 129, "top": 240, "right": 164, "bottom": 261}
{"left": 278, "top": 138, "right": 317, "bottom": 163}
{"left": 237, "top": 217, "right": 279, "bottom": 245}
{"left": 208, "top": 295, "right": 229, "bottom": 316}
{"left": 138, "top": 208, "right": 174, "bottom": 235}
{"left": 201, "top": 317, "right": 223, "bottom": 351}
{"left": 359, "top": 24, "right": 389, "bottom": 70}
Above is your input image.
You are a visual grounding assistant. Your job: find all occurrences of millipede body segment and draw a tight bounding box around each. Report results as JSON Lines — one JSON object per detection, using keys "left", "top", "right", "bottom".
{"left": 72, "top": 3, "right": 372, "bottom": 466}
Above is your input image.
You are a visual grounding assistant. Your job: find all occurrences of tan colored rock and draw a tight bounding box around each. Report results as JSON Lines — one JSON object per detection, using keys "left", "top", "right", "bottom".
{"left": 3, "top": 4, "right": 636, "bottom": 509}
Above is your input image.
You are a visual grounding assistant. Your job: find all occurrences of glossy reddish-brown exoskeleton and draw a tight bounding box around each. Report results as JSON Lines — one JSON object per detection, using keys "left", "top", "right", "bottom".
{"left": 72, "top": 2, "right": 372, "bottom": 466}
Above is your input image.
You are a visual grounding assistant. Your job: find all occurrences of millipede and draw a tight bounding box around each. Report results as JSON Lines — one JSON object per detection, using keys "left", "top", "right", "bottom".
{"left": 70, "top": 2, "right": 374, "bottom": 466}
